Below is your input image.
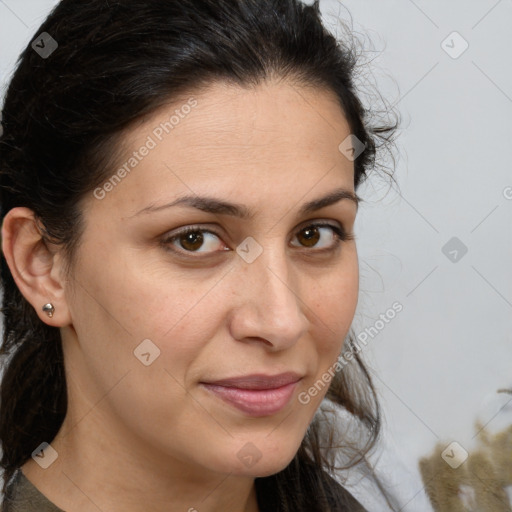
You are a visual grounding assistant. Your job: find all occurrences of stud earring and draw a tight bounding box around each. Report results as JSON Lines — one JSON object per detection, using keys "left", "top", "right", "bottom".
{"left": 42, "top": 303, "right": 55, "bottom": 318}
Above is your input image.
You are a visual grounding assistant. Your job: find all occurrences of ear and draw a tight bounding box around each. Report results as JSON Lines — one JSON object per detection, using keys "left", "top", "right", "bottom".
{"left": 1, "top": 207, "right": 72, "bottom": 327}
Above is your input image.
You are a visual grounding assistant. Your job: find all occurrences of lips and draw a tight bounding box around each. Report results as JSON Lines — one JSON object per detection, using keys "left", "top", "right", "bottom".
{"left": 204, "top": 372, "right": 302, "bottom": 390}
{"left": 200, "top": 372, "right": 302, "bottom": 417}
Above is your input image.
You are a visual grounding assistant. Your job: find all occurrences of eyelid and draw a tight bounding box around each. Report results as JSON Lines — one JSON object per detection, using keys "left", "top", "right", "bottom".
{"left": 290, "top": 222, "right": 354, "bottom": 253}
{"left": 160, "top": 225, "right": 228, "bottom": 257}
{"left": 161, "top": 220, "right": 351, "bottom": 257}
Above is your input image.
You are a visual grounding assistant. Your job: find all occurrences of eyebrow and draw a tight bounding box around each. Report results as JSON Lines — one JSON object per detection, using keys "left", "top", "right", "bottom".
{"left": 133, "top": 187, "right": 360, "bottom": 219}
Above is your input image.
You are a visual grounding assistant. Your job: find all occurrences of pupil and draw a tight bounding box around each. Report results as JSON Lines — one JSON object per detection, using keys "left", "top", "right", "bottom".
{"left": 182, "top": 232, "right": 203, "bottom": 251}
{"left": 301, "top": 227, "right": 319, "bottom": 247}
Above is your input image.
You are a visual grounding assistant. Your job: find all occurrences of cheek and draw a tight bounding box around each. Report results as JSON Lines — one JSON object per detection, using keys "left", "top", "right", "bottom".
{"left": 309, "top": 256, "right": 359, "bottom": 351}
{"left": 296, "top": 267, "right": 358, "bottom": 411}
{"left": 64, "top": 254, "right": 203, "bottom": 383}
{"left": 64, "top": 255, "right": 222, "bottom": 431}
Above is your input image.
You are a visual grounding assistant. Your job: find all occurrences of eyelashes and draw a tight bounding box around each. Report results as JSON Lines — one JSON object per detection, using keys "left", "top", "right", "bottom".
{"left": 161, "top": 222, "right": 354, "bottom": 258}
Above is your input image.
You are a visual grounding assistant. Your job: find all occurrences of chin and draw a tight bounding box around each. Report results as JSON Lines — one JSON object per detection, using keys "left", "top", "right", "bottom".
{"left": 226, "top": 438, "right": 302, "bottom": 478}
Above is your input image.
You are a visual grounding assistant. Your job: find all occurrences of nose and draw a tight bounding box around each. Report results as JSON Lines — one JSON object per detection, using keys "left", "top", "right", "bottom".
{"left": 228, "top": 247, "right": 309, "bottom": 351}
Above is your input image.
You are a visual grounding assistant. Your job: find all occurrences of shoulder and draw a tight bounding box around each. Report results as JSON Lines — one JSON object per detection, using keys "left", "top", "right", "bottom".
{"left": 2, "top": 469, "right": 64, "bottom": 512}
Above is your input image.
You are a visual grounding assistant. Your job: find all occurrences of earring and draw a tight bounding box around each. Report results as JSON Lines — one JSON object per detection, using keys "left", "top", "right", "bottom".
{"left": 42, "top": 303, "right": 55, "bottom": 318}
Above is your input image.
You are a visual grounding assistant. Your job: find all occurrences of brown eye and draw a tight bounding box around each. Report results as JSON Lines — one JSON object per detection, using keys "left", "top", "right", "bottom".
{"left": 163, "top": 227, "right": 227, "bottom": 255}
{"left": 297, "top": 226, "right": 321, "bottom": 248}
{"left": 179, "top": 231, "right": 204, "bottom": 252}
{"left": 291, "top": 223, "right": 346, "bottom": 251}
{"left": 163, "top": 222, "right": 349, "bottom": 258}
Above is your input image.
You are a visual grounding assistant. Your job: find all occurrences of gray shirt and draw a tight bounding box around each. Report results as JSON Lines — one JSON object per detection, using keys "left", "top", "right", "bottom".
{"left": 2, "top": 469, "right": 64, "bottom": 512}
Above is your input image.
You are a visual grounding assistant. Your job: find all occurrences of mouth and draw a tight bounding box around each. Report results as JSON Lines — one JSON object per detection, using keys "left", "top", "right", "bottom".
{"left": 200, "top": 372, "right": 302, "bottom": 417}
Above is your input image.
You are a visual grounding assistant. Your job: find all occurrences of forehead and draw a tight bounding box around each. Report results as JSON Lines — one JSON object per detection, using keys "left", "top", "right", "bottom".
{"left": 88, "top": 79, "right": 355, "bottom": 217}
{"left": 169, "top": 79, "right": 351, "bottom": 155}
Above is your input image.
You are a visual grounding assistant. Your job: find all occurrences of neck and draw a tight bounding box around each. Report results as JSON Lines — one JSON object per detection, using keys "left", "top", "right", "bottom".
{"left": 22, "top": 408, "right": 260, "bottom": 512}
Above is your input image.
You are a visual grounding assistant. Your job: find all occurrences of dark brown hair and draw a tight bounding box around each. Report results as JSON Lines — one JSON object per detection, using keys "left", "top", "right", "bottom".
{"left": 0, "top": 1, "right": 398, "bottom": 510}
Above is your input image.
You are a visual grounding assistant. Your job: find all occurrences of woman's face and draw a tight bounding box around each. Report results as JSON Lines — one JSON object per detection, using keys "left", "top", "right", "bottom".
{"left": 62, "top": 79, "right": 359, "bottom": 478}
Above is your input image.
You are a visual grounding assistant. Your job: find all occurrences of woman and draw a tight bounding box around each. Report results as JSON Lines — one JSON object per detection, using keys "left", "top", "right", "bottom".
{"left": 0, "top": 0, "right": 397, "bottom": 510}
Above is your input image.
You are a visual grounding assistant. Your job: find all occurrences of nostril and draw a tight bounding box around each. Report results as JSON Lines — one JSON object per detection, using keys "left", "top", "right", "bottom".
{"left": 235, "top": 336, "right": 273, "bottom": 347}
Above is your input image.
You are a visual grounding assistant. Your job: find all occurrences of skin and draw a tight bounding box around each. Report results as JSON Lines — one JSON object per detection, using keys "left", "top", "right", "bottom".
{"left": 2, "top": 78, "right": 359, "bottom": 512}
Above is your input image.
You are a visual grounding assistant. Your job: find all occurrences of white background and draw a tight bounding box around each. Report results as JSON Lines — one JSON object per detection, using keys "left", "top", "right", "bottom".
{"left": 1, "top": 1, "right": 511, "bottom": 511}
